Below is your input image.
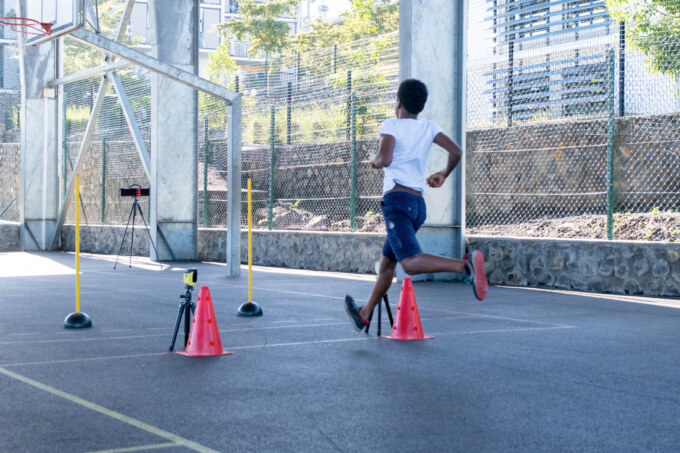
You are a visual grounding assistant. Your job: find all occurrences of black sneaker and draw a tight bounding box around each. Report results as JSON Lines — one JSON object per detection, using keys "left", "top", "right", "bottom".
{"left": 344, "top": 295, "right": 369, "bottom": 332}
{"left": 464, "top": 251, "right": 488, "bottom": 301}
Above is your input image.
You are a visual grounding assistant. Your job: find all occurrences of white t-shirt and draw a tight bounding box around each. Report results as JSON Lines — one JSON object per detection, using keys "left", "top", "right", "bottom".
{"left": 379, "top": 118, "right": 443, "bottom": 194}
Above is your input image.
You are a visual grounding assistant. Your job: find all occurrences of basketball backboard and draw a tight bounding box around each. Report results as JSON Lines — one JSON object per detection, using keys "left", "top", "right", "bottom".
{"left": 25, "top": 0, "right": 85, "bottom": 45}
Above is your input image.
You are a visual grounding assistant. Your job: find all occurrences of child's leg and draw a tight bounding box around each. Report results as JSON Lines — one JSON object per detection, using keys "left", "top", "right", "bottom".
{"left": 358, "top": 255, "right": 397, "bottom": 321}
{"left": 400, "top": 253, "right": 466, "bottom": 275}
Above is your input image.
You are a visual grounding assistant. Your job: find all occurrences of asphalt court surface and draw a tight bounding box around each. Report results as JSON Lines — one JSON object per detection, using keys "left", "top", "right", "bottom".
{"left": 1, "top": 251, "right": 679, "bottom": 452}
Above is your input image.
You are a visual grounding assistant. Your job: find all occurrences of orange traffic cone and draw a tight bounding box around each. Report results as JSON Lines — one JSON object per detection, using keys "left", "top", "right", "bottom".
{"left": 177, "top": 286, "right": 233, "bottom": 356}
{"left": 385, "top": 277, "right": 433, "bottom": 341}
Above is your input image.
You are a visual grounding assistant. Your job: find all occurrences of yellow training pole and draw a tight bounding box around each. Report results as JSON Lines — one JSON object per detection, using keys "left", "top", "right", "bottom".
{"left": 75, "top": 173, "right": 80, "bottom": 313}
{"left": 64, "top": 173, "right": 91, "bottom": 328}
{"left": 248, "top": 178, "right": 253, "bottom": 303}
{"left": 237, "top": 178, "right": 262, "bottom": 316}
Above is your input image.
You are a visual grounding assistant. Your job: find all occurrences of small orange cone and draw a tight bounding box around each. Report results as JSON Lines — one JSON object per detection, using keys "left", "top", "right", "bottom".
{"left": 177, "top": 286, "right": 233, "bottom": 356}
{"left": 385, "top": 277, "right": 433, "bottom": 341}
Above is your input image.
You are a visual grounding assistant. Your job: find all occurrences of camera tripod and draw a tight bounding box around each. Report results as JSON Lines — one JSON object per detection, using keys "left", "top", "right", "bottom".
{"left": 365, "top": 294, "right": 394, "bottom": 336}
{"left": 114, "top": 191, "right": 160, "bottom": 269}
{"left": 169, "top": 284, "right": 196, "bottom": 351}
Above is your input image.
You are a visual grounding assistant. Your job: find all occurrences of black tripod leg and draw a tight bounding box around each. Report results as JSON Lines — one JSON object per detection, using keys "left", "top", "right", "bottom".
{"left": 114, "top": 201, "right": 136, "bottom": 269}
{"left": 365, "top": 308, "right": 374, "bottom": 335}
{"left": 135, "top": 202, "right": 163, "bottom": 264}
{"left": 384, "top": 295, "right": 394, "bottom": 327}
{"left": 129, "top": 202, "right": 136, "bottom": 268}
{"left": 377, "top": 296, "right": 383, "bottom": 336}
{"left": 183, "top": 304, "right": 192, "bottom": 347}
{"left": 169, "top": 302, "right": 185, "bottom": 351}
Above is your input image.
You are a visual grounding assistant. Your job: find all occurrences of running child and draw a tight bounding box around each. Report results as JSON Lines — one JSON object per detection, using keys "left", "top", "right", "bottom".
{"left": 344, "top": 78, "right": 487, "bottom": 332}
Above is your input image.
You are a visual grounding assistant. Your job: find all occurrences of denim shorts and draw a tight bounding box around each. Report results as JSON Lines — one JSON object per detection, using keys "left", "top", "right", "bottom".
{"left": 380, "top": 191, "right": 427, "bottom": 262}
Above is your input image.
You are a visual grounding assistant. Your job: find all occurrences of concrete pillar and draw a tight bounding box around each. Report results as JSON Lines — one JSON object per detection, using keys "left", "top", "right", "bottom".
{"left": 149, "top": 0, "right": 199, "bottom": 260}
{"left": 19, "top": 35, "right": 59, "bottom": 250}
{"left": 399, "top": 0, "right": 467, "bottom": 280}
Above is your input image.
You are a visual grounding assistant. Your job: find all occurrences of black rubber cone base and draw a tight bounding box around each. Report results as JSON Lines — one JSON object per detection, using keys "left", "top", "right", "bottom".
{"left": 237, "top": 302, "right": 263, "bottom": 317}
{"left": 64, "top": 312, "right": 92, "bottom": 328}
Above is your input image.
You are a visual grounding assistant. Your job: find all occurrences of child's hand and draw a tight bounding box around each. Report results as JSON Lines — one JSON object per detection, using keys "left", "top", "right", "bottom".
{"left": 426, "top": 172, "right": 446, "bottom": 188}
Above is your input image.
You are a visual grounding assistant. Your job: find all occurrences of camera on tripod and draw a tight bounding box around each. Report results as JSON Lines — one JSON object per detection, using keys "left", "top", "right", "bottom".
{"left": 120, "top": 186, "right": 150, "bottom": 197}
{"left": 183, "top": 269, "right": 197, "bottom": 287}
{"left": 169, "top": 269, "right": 199, "bottom": 351}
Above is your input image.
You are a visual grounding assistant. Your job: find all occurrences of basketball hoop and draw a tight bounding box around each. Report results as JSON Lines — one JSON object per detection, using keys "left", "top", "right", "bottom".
{"left": 0, "top": 17, "right": 51, "bottom": 37}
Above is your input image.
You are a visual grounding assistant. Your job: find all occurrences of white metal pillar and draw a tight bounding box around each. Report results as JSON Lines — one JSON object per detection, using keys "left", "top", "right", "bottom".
{"left": 148, "top": 0, "right": 200, "bottom": 260}
{"left": 19, "top": 12, "right": 59, "bottom": 251}
{"left": 399, "top": 0, "right": 467, "bottom": 280}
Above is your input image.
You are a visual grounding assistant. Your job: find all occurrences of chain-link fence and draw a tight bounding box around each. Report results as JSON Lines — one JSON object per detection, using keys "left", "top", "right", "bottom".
{"left": 0, "top": 25, "right": 397, "bottom": 233}
{"left": 6, "top": 3, "right": 680, "bottom": 241}
{"left": 233, "top": 33, "right": 398, "bottom": 232}
{"left": 466, "top": 1, "right": 680, "bottom": 241}
{"left": 59, "top": 38, "right": 231, "bottom": 232}
{"left": 0, "top": 0, "right": 21, "bottom": 223}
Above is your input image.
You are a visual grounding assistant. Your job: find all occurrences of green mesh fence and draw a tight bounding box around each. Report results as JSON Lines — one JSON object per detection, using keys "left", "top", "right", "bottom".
{"left": 236, "top": 33, "right": 398, "bottom": 232}
{"left": 53, "top": 29, "right": 398, "bottom": 232}
{"left": 0, "top": 0, "right": 21, "bottom": 222}
{"left": 6, "top": 3, "right": 680, "bottom": 241}
{"left": 466, "top": 1, "right": 680, "bottom": 241}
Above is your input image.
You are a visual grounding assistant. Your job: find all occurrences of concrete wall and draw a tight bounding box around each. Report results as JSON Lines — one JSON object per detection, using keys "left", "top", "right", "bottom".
{"left": 0, "top": 222, "right": 20, "bottom": 251}
{"left": 2, "top": 221, "right": 679, "bottom": 296}
{"left": 468, "top": 236, "right": 680, "bottom": 297}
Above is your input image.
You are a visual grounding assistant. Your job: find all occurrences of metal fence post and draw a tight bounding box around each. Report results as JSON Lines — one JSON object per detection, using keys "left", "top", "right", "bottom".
{"left": 268, "top": 106, "right": 275, "bottom": 230}
{"left": 607, "top": 48, "right": 616, "bottom": 240}
{"left": 101, "top": 137, "right": 106, "bottom": 224}
{"left": 287, "top": 81, "right": 292, "bottom": 145}
{"left": 346, "top": 70, "right": 352, "bottom": 140}
{"left": 618, "top": 21, "right": 626, "bottom": 117}
{"left": 203, "top": 116, "right": 210, "bottom": 227}
{"left": 350, "top": 94, "right": 358, "bottom": 232}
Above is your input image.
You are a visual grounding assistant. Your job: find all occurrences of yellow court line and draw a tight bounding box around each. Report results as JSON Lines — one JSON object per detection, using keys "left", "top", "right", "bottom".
{"left": 87, "top": 442, "right": 178, "bottom": 453}
{"left": 0, "top": 367, "right": 219, "bottom": 453}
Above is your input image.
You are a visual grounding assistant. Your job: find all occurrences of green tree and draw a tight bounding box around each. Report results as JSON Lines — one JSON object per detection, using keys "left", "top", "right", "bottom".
{"left": 291, "top": 0, "right": 398, "bottom": 53}
{"left": 206, "top": 41, "right": 237, "bottom": 84}
{"left": 216, "top": 0, "right": 299, "bottom": 57}
{"left": 63, "top": 1, "right": 140, "bottom": 73}
{"left": 607, "top": 0, "right": 680, "bottom": 76}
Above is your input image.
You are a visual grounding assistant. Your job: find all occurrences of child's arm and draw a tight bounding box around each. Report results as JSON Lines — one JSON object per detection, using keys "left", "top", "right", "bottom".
{"left": 426, "top": 132, "right": 463, "bottom": 188}
{"left": 371, "top": 134, "right": 395, "bottom": 169}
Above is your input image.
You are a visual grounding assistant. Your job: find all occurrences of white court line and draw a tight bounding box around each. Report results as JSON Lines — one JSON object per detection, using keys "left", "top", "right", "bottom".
{"left": 0, "top": 322, "right": 347, "bottom": 346}
{"left": 420, "top": 307, "right": 574, "bottom": 328}
{"left": 1, "top": 309, "right": 571, "bottom": 345}
{"left": 87, "top": 442, "right": 178, "bottom": 453}
{"left": 0, "top": 325, "right": 576, "bottom": 368}
{"left": 499, "top": 285, "right": 680, "bottom": 310}
{"left": 0, "top": 367, "right": 220, "bottom": 453}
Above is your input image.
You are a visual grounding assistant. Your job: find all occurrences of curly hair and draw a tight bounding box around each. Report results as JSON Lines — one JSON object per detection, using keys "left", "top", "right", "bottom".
{"left": 397, "top": 79, "right": 428, "bottom": 114}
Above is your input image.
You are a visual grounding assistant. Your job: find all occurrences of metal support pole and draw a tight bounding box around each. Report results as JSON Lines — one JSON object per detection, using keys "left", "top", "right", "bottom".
{"left": 507, "top": 40, "right": 514, "bottom": 127}
{"left": 618, "top": 21, "right": 626, "bottom": 117}
{"left": 346, "top": 70, "right": 352, "bottom": 140}
{"left": 203, "top": 116, "right": 210, "bottom": 227}
{"left": 101, "top": 137, "right": 106, "bottom": 224}
{"left": 268, "top": 106, "right": 275, "bottom": 230}
{"left": 607, "top": 48, "right": 616, "bottom": 240}
{"left": 287, "top": 81, "right": 292, "bottom": 145}
{"left": 333, "top": 44, "right": 337, "bottom": 73}
{"left": 350, "top": 94, "right": 357, "bottom": 232}
{"left": 296, "top": 52, "right": 301, "bottom": 85}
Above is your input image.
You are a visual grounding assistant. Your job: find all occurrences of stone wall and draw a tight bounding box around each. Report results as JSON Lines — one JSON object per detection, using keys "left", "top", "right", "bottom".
{"left": 0, "top": 222, "right": 19, "bottom": 251}
{"left": 0, "top": 143, "right": 21, "bottom": 222}
{"left": 468, "top": 236, "right": 680, "bottom": 297}
{"left": 2, "top": 222, "right": 679, "bottom": 297}
{"left": 57, "top": 225, "right": 384, "bottom": 274}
